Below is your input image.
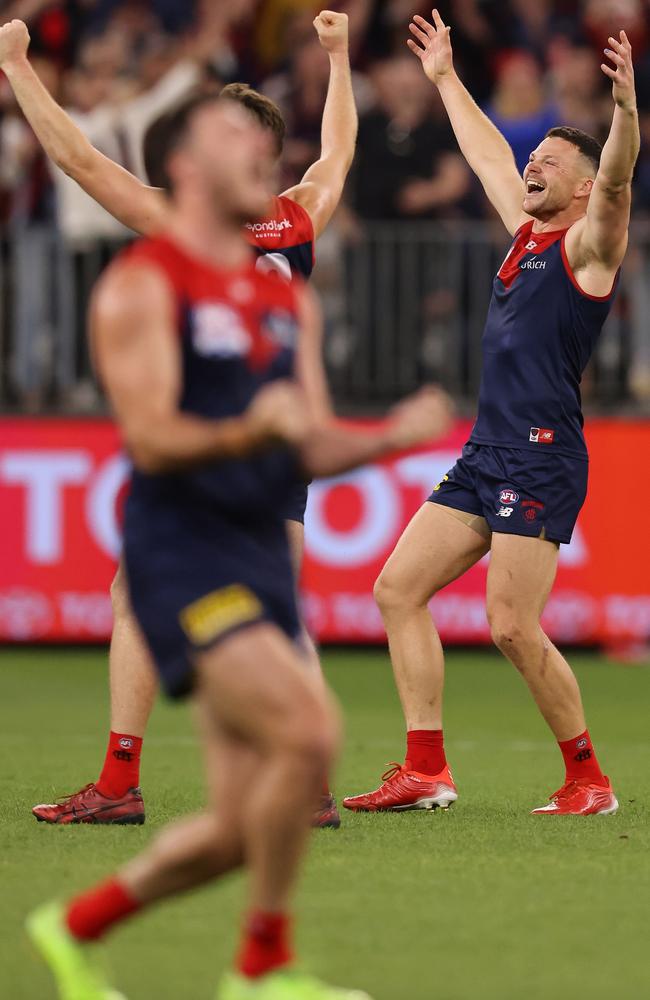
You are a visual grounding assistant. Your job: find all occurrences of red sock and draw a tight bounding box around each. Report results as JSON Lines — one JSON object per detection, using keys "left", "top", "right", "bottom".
{"left": 406, "top": 730, "right": 446, "bottom": 775}
{"left": 558, "top": 729, "right": 606, "bottom": 785}
{"left": 96, "top": 732, "right": 143, "bottom": 798}
{"left": 66, "top": 878, "right": 140, "bottom": 941}
{"left": 237, "top": 912, "right": 293, "bottom": 979}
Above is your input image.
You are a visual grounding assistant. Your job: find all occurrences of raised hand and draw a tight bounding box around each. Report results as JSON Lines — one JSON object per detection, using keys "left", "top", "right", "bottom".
{"left": 407, "top": 9, "right": 454, "bottom": 86}
{"left": 0, "top": 19, "right": 30, "bottom": 67}
{"left": 313, "top": 9, "right": 349, "bottom": 55}
{"left": 601, "top": 31, "right": 636, "bottom": 111}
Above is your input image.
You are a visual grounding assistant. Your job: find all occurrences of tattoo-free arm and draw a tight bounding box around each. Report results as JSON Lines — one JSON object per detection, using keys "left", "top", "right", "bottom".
{"left": 577, "top": 31, "right": 639, "bottom": 269}
{"left": 282, "top": 11, "right": 357, "bottom": 238}
{"left": 407, "top": 10, "right": 526, "bottom": 234}
{"left": 0, "top": 21, "right": 167, "bottom": 235}
{"left": 294, "top": 284, "right": 454, "bottom": 477}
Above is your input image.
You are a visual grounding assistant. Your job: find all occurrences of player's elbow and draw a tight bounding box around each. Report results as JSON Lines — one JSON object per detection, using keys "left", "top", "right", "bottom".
{"left": 54, "top": 139, "right": 95, "bottom": 180}
{"left": 125, "top": 431, "right": 173, "bottom": 474}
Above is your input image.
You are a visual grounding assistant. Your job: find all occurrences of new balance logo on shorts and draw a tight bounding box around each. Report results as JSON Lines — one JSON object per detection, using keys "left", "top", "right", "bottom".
{"left": 529, "top": 427, "right": 555, "bottom": 444}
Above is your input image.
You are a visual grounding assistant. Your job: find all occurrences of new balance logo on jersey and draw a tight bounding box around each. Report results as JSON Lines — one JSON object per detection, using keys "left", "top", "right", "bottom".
{"left": 520, "top": 259, "right": 546, "bottom": 269}
{"left": 529, "top": 427, "right": 555, "bottom": 444}
{"left": 525, "top": 240, "right": 537, "bottom": 250}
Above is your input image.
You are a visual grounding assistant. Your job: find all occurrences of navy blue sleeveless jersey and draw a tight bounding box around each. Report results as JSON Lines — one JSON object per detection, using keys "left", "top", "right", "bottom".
{"left": 245, "top": 194, "right": 314, "bottom": 281}
{"left": 470, "top": 220, "right": 618, "bottom": 459}
{"left": 125, "top": 235, "right": 302, "bottom": 521}
{"left": 121, "top": 235, "right": 304, "bottom": 697}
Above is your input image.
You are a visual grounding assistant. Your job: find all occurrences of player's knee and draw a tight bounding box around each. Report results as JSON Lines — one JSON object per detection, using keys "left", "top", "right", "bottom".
{"left": 202, "top": 818, "right": 244, "bottom": 875}
{"left": 374, "top": 568, "right": 411, "bottom": 616}
{"left": 488, "top": 608, "right": 534, "bottom": 657}
{"left": 285, "top": 695, "right": 340, "bottom": 775}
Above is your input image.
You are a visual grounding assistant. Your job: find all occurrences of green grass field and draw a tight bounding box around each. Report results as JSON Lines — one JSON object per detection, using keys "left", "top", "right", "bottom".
{"left": 1, "top": 646, "right": 649, "bottom": 1000}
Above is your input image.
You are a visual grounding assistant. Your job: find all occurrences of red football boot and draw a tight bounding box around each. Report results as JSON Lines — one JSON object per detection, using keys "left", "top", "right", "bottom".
{"left": 313, "top": 793, "right": 341, "bottom": 829}
{"left": 343, "top": 762, "right": 457, "bottom": 812}
{"left": 531, "top": 777, "right": 618, "bottom": 816}
{"left": 32, "top": 783, "right": 145, "bottom": 825}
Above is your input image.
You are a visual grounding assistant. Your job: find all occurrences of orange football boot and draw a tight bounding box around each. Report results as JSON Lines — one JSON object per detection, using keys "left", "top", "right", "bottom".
{"left": 531, "top": 777, "right": 618, "bottom": 815}
{"left": 342, "top": 761, "right": 457, "bottom": 812}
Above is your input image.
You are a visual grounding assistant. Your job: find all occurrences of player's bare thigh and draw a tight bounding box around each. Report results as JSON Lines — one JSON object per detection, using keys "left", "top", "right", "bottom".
{"left": 486, "top": 532, "right": 560, "bottom": 629}
{"left": 194, "top": 621, "right": 339, "bottom": 760}
{"left": 376, "top": 501, "right": 491, "bottom": 607}
{"left": 285, "top": 518, "right": 305, "bottom": 580}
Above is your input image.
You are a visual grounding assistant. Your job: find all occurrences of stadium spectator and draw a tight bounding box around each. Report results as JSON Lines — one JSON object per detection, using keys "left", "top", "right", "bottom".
{"left": 1, "top": 0, "right": 650, "bottom": 412}
{"left": 484, "top": 50, "right": 558, "bottom": 174}
{"left": 352, "top": 54, "right": 470, "bottom": 219}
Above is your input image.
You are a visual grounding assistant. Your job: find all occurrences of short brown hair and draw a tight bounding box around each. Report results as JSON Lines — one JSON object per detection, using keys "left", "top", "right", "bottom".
{"left": 545, "top": 126, "right": 602, "bottom": 175}
{"left": 143, "top": 92, "right": 222, "bottom": 193}
{"left": 220, "top": 83, "right": 286, "bottom": 157}
{"left": 143, "top": 85, "right": 286, "bottom": 193}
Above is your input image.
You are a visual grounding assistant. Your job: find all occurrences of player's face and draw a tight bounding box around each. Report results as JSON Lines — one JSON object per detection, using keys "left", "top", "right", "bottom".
{"left": 185, "top": 103, "right": 275, "bottom": 222}
{"left": 522, "top": 137, "right": 593, "bottom": 219}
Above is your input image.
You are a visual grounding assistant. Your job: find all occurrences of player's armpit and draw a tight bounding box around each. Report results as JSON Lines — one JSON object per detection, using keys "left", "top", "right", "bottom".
{"left": 282, "top": 163, "right": 347, "bottom": 239}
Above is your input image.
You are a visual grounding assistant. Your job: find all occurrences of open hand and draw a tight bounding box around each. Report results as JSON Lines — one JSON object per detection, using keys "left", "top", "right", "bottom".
{"left": 407, "top": 9, "right": 454, "bottom": 86}
{"left": 0, "top": 19, "right": 30, "bottom": 67}
{"left": 601, "top": 31, "right": 636, "bottom": 111}
{"left": 313, "top": 10, "right": 348, "bottom": 55}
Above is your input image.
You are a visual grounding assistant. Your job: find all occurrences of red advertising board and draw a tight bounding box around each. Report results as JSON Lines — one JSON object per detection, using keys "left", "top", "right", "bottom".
{"left": 1, "top": 418, "right": 649, "bottom": 644}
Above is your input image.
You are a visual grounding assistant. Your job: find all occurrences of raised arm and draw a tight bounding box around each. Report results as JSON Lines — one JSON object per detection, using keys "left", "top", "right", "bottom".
{"left": 407, "top": 9, "right": 527, "bottom": 235}
{"left": 0, "top": 20, "right": 168, "bottom": 235}
{"left": 294, "top": 284, "right": 454, "bottom": 478}
{"left": 567, "top": 31, "right": 639, "bottom": 284}
{"left": 282, "top": 11, "right": 357, "bottom": 239}
{"left": 92, "top": 264, "right": 307, "bottom": 474}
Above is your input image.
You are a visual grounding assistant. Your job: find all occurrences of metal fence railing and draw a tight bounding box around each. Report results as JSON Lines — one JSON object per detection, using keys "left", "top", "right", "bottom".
{"left": 1, "top": 222, "right": 649, "bottom": 414}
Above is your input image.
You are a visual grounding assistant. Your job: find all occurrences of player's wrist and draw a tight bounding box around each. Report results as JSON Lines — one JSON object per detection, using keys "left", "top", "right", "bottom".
{"left": 1, "top": 53, "right": 30, "bottom": 76}
{"left": 327, "top": 47, "right": 350, "bottom": 63}
{"left": 614, "top": 96, "right": 637, "bottom": 112}
{"left": 436, "top": 68, "right": 458, "bottom": 91}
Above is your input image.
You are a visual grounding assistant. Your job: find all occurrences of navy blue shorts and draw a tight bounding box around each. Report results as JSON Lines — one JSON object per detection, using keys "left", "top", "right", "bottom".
{"left": 278, "top": 480, "right": 309, "bottom": 524}
{"left": 428, "top": 442, "right": 588, "bottom": 544}
{"left": 123, "top": 497, "right": 300, "bottom": 699}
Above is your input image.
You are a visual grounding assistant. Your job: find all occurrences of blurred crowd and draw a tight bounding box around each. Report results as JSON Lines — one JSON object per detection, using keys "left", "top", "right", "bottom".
{"left": 1, "top": 0, "right": 650, "bottom": 410}
{"left": 1, "top": 0, "right": 650, "bottom": 230}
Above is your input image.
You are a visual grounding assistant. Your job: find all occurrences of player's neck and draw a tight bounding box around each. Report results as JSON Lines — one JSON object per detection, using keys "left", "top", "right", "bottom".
{"left": 166, "top": 201, "right": 250, "bottom": 271}
{"left": 531, "top": 207, "right": 586, "bottom": 234}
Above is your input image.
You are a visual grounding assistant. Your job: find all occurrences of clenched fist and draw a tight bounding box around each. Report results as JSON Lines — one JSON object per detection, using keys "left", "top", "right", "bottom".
{"left": 386, "top": 386, "right": 454, "bottom": 450}
{"left": 244, "top": 380, "right": 310, "bottom": 450}
{"left": 313, "top": 10, "right": 348, "bottom": 55}
{"left": 0, "top": 19, "right": 30, "bottom": 68}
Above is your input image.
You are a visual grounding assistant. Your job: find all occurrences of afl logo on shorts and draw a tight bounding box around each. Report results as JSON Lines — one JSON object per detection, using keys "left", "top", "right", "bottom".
{"left": 499, "top": 489, "right": 519, "bottom": 504}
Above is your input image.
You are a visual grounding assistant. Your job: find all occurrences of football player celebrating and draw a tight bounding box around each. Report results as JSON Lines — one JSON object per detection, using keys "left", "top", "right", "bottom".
{"left": 344, "top": 10, "right": 639, "bottom": 817}
{"left": 0, "top": 11, "right": 355, "bottom": 828}
{"left": 26, "top": 93, "right": 452, "bottom": 1000}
